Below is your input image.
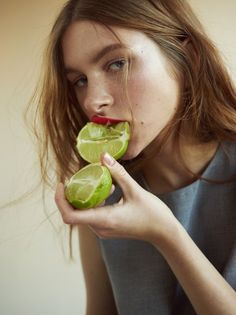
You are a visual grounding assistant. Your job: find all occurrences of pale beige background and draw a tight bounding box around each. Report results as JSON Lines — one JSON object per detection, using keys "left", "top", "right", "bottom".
{"left": 0, "top": 1, "right": 235, "bottom": 315}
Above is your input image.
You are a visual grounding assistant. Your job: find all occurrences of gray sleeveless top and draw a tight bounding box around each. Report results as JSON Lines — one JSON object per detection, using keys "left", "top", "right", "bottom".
{"left": 98, "top": 141, "right": 236, "bottom": 315}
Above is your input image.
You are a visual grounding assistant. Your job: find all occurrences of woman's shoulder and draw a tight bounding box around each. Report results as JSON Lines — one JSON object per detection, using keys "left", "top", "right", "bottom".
{"left": 206, "top": 140, "right": 236, "bottom": 180}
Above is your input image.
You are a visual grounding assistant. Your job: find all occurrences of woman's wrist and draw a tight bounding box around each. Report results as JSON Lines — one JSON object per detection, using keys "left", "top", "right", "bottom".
{"left": 150, "top": 214, "right": 236, "bottom": 315}
{"left": 149, "top": 209, "right": 182, "bottom": 253}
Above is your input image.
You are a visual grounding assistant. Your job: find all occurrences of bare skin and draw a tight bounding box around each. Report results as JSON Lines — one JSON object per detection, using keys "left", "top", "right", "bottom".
{"left": 56, "top": 20, "right": 236, "bottom": 315}
{"left": 62, "top": 21, "right": 179, "bottom": 161}
{"left": 142, "top": 136, "right": 219, "bottom": 194}
{"left": 56, "top": 153, "right": 236, "bottom": 315}
{"left": 78, "top": 225, "right": 118, "bottom": 315}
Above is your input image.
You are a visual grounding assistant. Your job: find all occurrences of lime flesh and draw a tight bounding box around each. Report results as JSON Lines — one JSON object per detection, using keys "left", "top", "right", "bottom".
{"left": 65, "top": 163, "right": 112, "bottom": 209}
{"left": 76, "top": 122, "right": 130, "bottom": 163}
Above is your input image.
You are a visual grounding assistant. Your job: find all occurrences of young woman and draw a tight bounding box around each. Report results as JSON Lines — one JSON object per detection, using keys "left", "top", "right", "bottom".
{"left": 33, "top": 0, "right": 236, "bottom": 314}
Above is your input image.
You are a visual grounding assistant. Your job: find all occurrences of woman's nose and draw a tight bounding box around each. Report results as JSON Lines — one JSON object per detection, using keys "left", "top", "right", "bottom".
{"left": 83, "top": 80, "right": 114, "bottom": 115}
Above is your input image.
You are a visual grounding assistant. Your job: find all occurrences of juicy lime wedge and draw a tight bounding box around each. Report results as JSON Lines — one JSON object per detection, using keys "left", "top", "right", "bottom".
{"left": 76, "top": 122, "right": 130, "bottom": 163}
{"left": 65, "top": 163, "right": 112, "bottom": 209}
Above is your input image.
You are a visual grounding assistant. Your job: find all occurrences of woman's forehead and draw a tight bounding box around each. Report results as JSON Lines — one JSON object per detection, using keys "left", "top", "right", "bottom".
{"left": 62, "top": 20, "right": 150, "bottom": 48}
{"left": 61, "top": 20, "right": 157, "bottom": 67}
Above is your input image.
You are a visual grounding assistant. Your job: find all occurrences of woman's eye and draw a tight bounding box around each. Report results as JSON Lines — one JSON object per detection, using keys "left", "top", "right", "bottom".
{"left": 74, "top": 76, "right": 87, "bottom": 88}
{"left": 108, "top": 59, "right": 127, "bottom": 71}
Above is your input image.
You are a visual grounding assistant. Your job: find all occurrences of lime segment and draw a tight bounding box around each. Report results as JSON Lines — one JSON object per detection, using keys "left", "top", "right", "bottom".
{"left": 65, "top": 163, "right": 112, "bottom": 209}
{"left": 76, "top": 122, "right": 130, "bottom": 163}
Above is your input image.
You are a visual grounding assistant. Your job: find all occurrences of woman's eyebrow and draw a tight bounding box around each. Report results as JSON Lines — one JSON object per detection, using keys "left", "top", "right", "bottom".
{"left": 65, "top": 43, "right": 124, "bottom": 74}
{"left": 91, "top": 43, "right": 124, "bottom": 64}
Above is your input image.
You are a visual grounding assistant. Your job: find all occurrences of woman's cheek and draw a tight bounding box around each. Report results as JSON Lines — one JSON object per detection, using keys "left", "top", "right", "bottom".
{"left": 122, "top": 123, "right": 146, "bottom": 160}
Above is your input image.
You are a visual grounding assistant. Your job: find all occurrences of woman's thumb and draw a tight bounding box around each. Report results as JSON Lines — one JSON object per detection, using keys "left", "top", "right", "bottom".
{"left": 101, "top": 152, "right": 138, "bottom": 195}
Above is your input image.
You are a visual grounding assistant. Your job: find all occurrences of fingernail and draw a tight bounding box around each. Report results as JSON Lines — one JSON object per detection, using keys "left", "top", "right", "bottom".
{"left": 103, "top": 152, "right": 116, "bottom": 166}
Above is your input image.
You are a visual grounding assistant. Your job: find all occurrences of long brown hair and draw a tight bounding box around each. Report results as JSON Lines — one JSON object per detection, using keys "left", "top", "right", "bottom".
{"left": 26, "top": 0, "right": 236, "bottom": 187}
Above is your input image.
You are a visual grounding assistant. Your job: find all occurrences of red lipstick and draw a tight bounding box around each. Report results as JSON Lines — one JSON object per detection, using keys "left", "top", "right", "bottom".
{"left": 91, "top": 116, "right": 124, "bottom": 125}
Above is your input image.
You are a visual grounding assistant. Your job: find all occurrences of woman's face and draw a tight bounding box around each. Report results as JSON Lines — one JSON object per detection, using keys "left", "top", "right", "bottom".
{"left": 62, "top": 20, "right": 180, "bottom": 160}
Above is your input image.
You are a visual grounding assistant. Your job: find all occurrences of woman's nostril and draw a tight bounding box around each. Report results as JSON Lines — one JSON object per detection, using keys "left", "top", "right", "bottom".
{"left": 83, "top": 94, "right": 114, "bottom": 113}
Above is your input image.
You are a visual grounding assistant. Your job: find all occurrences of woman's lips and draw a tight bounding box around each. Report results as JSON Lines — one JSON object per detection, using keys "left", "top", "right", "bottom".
{"left": 91, "top": 116, "right": 124, "bottom": 125}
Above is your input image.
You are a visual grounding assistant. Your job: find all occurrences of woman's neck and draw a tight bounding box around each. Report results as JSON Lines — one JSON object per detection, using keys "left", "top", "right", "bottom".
{"left": 141, "top": 137, "right": 219, "bottom": 195}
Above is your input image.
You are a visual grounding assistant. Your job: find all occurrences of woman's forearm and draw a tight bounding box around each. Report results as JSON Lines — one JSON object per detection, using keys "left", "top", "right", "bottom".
{"left": 154, "top": 220, "right": 236, "bottom": 315}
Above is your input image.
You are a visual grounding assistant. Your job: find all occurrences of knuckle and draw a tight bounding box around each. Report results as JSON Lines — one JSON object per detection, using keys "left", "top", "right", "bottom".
{"left": 54, "top": 193, "right": 60, "bottom": 205}
{"left": 107, "top": 209, "right": 118, "bottom": 230}
{"left": 116, "top": 163, "right": 127, "bottom": 177}
{"left": 62, "top": 213, "right": 74, "bottom": 225}
{"left": 97, "top": 229, "right": 110, "bottom": 240}
{"left": 107, "top": 215, "right": 116, "bottom": 230}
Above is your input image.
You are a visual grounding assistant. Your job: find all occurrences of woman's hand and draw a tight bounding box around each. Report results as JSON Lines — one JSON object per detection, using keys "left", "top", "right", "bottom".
{"left": 55, "top": 152, "right": 177, "bottom": 244}
{"left": 55, "top": 153, "right": 236, "bottom": 314}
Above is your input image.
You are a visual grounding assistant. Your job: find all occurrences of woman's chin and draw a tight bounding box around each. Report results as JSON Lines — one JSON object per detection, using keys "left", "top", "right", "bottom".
{"left": 121, "top": 146, "right": 142, "bottom": 161}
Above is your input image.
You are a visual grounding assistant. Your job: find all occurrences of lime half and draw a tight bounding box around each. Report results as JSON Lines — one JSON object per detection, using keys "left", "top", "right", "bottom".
{"left": 76, "top": 122, "right": 130, "bottom": 163}
{"left": 65, "top": 163, "right": 112, "bottom": 209}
